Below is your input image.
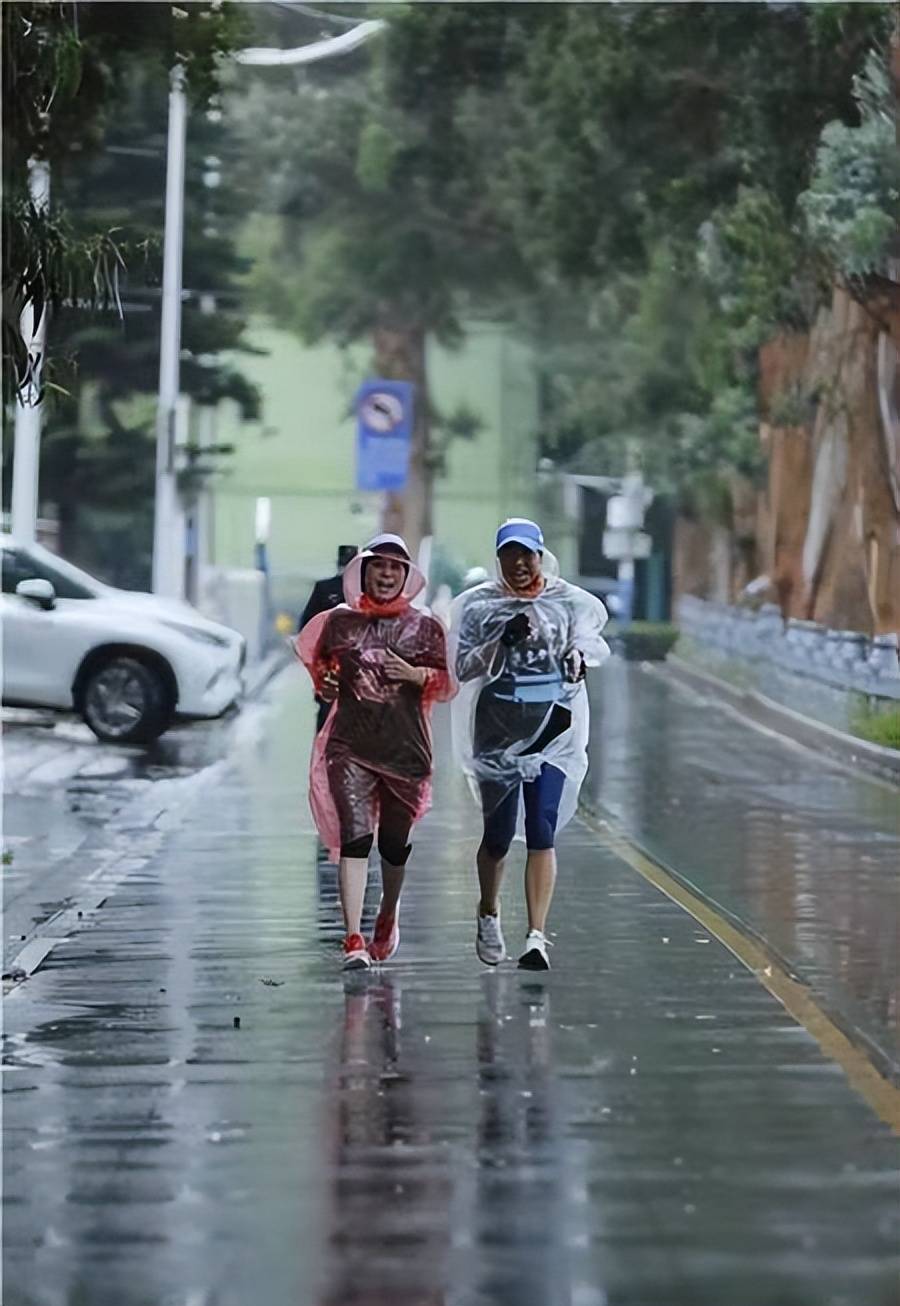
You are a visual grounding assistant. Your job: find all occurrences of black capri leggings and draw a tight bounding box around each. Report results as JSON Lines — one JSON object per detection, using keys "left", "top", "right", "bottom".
{"left": 340, "top": 814, "right": 412, "bottom": 866}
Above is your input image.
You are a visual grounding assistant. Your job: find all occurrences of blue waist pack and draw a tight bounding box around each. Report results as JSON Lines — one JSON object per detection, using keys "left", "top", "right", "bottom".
{"left": 490, "top": 671, "right": 564, "bottom": 704}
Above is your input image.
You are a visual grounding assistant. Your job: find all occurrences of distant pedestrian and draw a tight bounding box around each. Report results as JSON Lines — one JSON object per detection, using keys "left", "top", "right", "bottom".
{"left": 449, "top": 519, "right": 610, "bottom": 970}
{"left": 299, "top": 545, "right": 357, "bottom": 732}
{"left": 294, "top": 534, "right": 455, "bottom": 970}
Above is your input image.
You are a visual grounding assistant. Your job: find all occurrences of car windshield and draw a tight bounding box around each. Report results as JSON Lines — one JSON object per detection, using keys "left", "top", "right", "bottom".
{"left": 2, "top": 544, "right": 100, "bottom": 600}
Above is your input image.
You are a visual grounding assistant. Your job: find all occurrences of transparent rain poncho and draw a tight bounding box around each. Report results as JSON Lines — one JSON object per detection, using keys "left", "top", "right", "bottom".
{"left": 293, "top": 539, "right": 455, "bottom": 861}
{"left": 449, "top": 552, "right": 610, "bottom": 835}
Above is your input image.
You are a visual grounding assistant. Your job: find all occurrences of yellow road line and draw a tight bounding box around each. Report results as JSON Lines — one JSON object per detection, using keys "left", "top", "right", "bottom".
{"left": 579, "top": 807, "right": 900, "bottom": 1135}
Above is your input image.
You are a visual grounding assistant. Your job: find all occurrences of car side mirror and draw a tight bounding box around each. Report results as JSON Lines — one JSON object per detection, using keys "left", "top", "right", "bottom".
{"left": 16, "top": 578, "right": 56, "bottom": 610}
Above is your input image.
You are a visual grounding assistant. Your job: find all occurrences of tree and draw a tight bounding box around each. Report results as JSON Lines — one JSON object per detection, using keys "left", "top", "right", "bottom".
{"left": 2, "top": 2, "right": 257, "bottom": 584}
{"left": 486, "top": 2, "right": 893, "bottom": 500}
{"left": 2, "top": 0, "right": 248, "bottom": 396}
{"left": 230, "top": 1, "right": 893, "bottom": 553}
{"left": 230, "top": 2, "right": 532, "bottom": 553}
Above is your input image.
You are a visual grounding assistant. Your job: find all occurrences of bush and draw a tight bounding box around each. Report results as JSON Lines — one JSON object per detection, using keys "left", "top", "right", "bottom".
{"left": 613, "top": 621, "right": 680, "bottom": 662}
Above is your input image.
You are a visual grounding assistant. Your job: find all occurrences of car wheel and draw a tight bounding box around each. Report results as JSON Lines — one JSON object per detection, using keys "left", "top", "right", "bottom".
{"left": 81, "top": 656, "right": 172, "bottom": 744}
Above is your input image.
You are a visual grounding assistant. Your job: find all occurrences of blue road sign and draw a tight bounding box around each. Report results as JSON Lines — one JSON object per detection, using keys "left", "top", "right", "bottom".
{"left": 355, "top": 379, "right": 414, "bottom": 492}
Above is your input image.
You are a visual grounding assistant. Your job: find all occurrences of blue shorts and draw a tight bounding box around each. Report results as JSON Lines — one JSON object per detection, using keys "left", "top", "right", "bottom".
{"left": 479, "top": 764, "right": 566, "bottom": 858}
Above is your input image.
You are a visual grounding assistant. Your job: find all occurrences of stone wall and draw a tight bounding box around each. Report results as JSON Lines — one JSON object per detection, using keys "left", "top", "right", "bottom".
{"left": 677, "top": 595, "right": 900, "bottom": 730}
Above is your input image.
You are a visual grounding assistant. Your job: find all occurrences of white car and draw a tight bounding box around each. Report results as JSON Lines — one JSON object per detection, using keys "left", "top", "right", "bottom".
{"left": 1, "top": 535, "right": 246, "bottom": 744}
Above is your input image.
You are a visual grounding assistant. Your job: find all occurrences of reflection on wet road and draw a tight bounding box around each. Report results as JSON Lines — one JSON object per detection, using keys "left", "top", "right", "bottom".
{"left": 586, "top": 661, "right": 900, "bottom": 1073}
{"left": 3, "top": 672, "right": 898, "bottom": 1306}
{"left": 2, "top": 709, "right": 244, "bottom": 947}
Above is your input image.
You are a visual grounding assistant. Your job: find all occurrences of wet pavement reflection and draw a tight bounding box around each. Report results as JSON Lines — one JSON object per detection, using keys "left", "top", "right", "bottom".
{"left": 585, "top": 661, "right": 900, "bottom": 1074}
{"left": 2, "top": 711, "right": 240, "bottom": 945}
{"left": 3, "top": 672, "right": 899, "bottom": 1306}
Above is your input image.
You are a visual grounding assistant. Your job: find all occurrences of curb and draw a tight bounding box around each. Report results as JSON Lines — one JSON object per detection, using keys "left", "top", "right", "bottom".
{"left": 661, "top": 655, "right": 900, "bottom": 785}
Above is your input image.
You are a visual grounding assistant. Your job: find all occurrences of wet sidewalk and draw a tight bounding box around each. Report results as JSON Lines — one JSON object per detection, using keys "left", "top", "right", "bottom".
{"left": 4, "top": 671, "right": 899, "bottom": 1306}
{"left": 584, "top": 660, "right": 900, "bottom": 1076}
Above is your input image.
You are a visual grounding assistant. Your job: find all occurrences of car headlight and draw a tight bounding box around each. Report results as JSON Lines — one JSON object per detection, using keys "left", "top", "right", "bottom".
{"left": 161, "top": 619, "right": 231, "bottom": 648}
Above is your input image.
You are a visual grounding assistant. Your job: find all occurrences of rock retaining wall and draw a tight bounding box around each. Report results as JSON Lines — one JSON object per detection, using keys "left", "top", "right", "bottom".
{"left": 677, "top": 595, "right": 900, "bottom": 731}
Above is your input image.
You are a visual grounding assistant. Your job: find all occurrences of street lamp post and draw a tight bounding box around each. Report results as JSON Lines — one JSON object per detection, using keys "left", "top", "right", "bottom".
{"left": 151, "top": 19, "right": 385, "bottom": 596}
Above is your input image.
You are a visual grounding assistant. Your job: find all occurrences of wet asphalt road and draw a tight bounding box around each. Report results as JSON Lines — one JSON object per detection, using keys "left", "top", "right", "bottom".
{"left": 585, "top": 661, "right": 900, "bottom": 1075}
{"left": 2, "top": 709, "right": 242, "bottom": 951}
{"left": 3, "top": 667, "right": 899, "bottom": 1306}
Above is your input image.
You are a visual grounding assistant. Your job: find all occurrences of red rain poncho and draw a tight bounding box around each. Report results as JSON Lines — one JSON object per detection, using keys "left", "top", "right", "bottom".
{"left": 293, "top": 538, "right": 455, "bottom": 860}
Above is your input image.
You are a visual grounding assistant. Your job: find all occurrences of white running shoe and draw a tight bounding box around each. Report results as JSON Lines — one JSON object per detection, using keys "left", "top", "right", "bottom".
{"left": 518, "top": 929, "right": 551, "bottom": 971}
{"left": 476, "top": 910, "right": 507, "bottom": 966}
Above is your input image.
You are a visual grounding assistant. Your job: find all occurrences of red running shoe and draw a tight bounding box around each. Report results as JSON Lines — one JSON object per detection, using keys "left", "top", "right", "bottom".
{"left": 342, "top": 932, "right": 371, "bottom": 971}
{"left": 368, "top": 907, "right": 400, "bottom": 963}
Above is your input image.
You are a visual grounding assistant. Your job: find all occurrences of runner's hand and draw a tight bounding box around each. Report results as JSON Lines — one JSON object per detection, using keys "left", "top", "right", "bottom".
{"left": 563, "top": 650, "right": 586, "bottom": 682}
{"left": 319, "top": 669, "right": 339, "bottom": 701}
{"left": 500, "top": 612, "right": 530, "bottom": 646}
{"left": 383, "top": 650, "right": 427, "bottom": 687}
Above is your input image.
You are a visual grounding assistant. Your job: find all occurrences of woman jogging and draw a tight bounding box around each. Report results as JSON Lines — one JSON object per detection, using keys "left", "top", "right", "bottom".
{"left": 295, "top": 534, "right": 454, "bottom": 970}
{"left": 450, "top": 519, "right": 610, "bottom": 970}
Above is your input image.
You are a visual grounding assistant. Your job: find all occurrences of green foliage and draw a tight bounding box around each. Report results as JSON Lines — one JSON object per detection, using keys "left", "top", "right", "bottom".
{"left": 1, "top": 199, "right": 156, "bottom": 400}
{"left": 497, "top": 4, "right": 891, "bottom": 517}
{"left": 2, "top": 4, "right": 257, "bottom": 584}
{"left": 800, "top": 52, "right": 899, "bottom": 281}
{"left": 851, "top": 706, "right": 900, "bottom": 750}
{"left": 2, "top": 1, "right": 249, "bottom": 392}
{"left": 768, "top": 382, "right": 819, "bottom": 429}
{"left": 492, "top": 3, "right": 889, "bottom": 282}
{"left": 356, "top": 120, "right": 398, "bottom": 195}
{"left": 3, "top": 0, "right": 249, "bottom": 176}
{"left": 531, "top": 238, "right": 760, "bottom": 501}
{"left": 234, "top": 11, "right": 526, "bottom": 349}
{"left": 229, "top": 2, "right": 532, "bottom": 522}
{"left": 235, "top": 1, "right": 891, "bottom": 527}
{"left": 699, "top": 187, "right": 817, "bottom": 344}
{"left": 673, "top": 385, "right": 761, "bottom": 485}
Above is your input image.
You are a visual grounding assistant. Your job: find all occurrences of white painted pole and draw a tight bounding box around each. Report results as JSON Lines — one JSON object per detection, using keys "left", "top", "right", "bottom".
{"left": 152, "top": 64, "right": 188, "bottom": 596}
{"left": 11, "top": 158, "right": 51, "bottom": 543}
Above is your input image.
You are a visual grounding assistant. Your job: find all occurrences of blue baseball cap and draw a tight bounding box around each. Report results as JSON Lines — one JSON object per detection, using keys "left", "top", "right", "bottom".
{"left": 495, "top": 518, "right": 544, "bottom": 554}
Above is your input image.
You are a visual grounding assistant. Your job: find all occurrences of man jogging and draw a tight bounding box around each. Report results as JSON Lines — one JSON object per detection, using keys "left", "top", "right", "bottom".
{"left": 450, "top": 519, "right": 610, "bottom": 970}
{"left": 295, "top": 534, "right": 454, "bottom": 970}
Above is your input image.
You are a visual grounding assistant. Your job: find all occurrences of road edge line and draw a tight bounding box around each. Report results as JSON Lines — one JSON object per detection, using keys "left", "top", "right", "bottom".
{"left": 578, "top": 806, "right": 900, "bottom": 1135}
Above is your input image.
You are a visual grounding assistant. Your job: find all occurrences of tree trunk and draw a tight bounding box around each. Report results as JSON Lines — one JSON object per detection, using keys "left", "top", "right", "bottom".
{"left": 756, "top": 287, "right": 900, "bottom": 636}
{"left": 372, "top": 321, "right": 432, "bottom": 558}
